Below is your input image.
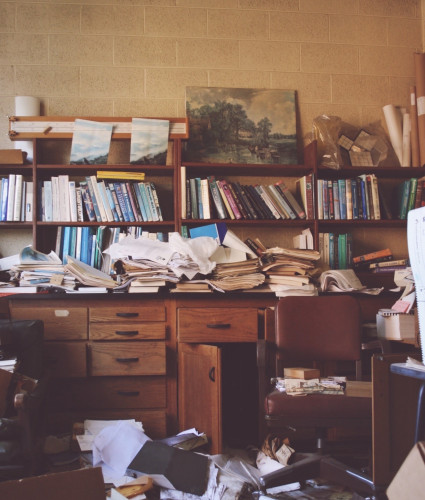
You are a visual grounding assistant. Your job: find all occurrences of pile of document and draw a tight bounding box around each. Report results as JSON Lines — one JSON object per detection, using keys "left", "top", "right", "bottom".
{"left": 209, "top": 258, "right": 265, "bottom": 292}
{"left": 261, "top": 247, "right": 321, "bottom": 297}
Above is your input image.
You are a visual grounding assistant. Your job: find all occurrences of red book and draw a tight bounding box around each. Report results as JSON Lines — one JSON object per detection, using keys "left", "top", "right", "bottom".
{"left": 218, "top": 179, "right": 242, "bottom": 219}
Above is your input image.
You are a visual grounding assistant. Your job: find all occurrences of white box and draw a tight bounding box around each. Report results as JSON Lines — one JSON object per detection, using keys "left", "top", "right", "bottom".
{"left": 376, "top": 309, "right": 418, "bottom": 341}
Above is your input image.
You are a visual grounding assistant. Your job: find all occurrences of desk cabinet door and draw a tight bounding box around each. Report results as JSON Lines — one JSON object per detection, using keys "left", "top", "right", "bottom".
{"left": 44, "top": 342, "right": 87, "bottom": 378}
{"left": 178, "top": 343, "right": 222, "bottom": 455}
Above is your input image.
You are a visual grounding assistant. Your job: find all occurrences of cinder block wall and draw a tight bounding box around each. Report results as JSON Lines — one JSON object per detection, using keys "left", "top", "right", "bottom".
{"left": 0, "top": 0, "right": 423, "bottom": 151}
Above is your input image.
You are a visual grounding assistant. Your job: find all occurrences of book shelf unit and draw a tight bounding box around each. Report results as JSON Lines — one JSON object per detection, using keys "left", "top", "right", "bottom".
{"left": 3, "top": 115, "right": 423, "bottom": 289}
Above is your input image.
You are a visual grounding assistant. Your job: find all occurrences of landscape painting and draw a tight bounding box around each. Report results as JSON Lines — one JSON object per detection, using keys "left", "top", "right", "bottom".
{"left": 130, "top": 118, "right": 170, "bottom": 165}
{"left": 70, "top": 119, "right": 113, "bottom": 165}
{"left": 183, "top": 87, "right": 297, "bottom": 164}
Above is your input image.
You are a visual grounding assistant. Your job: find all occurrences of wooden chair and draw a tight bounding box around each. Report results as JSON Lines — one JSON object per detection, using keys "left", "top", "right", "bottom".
{"left": 256, "top": 296, "right": 386, "bottom": 499}
{"left": 0, "top": 319, "right": 48, "bottom": 481}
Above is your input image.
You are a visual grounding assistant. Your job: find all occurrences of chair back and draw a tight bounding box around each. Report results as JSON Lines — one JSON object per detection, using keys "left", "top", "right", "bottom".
{"left": 275, "top": 296, "right": 362, "bottom": 364}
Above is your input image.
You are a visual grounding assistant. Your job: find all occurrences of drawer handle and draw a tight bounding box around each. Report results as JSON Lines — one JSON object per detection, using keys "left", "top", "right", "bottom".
{"left": 115, "top": 357, "right": 139, "bottom": 363}
{"left": 206, "top": 323, "right": 231, "bottom": 329}
{"left": 116, "top": 312, "right": 139, "bottom": 318}
{"left": 117, "top": 390, "right": 140, "bottom": 397}
{"left": 115, "top": 330, "right": 139, "bottom": 336}
{"left": 209, "top": 367, "right": 215, "bottom": 382}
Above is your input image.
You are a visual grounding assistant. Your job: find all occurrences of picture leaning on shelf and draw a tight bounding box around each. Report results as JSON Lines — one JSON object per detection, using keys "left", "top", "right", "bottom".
{"left": 130, "top": 118, "right": 170, "bottom": 165}
{"left": 70, "top": 119, "right": 113, "bottom": 165}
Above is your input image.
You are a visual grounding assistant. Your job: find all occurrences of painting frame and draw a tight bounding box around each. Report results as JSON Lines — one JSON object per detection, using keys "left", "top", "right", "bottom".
{"left": 183, "top": 87, "right": 298, "bottom": 165}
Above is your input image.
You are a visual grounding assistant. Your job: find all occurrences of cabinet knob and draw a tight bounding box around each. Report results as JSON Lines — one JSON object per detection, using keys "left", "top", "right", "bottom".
{"left": 115, "top": 357, "right": 139, "bottom": 363}
{"left": 206, "top": 323, "right": 231, "bottom": 329}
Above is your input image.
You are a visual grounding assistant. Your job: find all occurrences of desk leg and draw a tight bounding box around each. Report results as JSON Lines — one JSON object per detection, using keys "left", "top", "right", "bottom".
{"left": 415, "top": 381, "right": 425, "bottom": 443}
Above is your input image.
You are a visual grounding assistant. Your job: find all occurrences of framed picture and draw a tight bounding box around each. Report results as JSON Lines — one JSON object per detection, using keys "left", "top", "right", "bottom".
{"left": 183, "top": 87, "right": 297, "bottom": 164}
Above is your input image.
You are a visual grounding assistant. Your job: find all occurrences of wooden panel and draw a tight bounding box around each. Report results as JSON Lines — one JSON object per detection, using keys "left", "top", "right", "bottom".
{"left": 90, "top": 322, "right": 166, "bottom": 340}
{"left": 48, "top": 376, "right": 166, "bottom": 410}
{"left": 89, "top": 341, "right": 166, "bottom": 376}
{"left": 44, "top": 342, "right": 87, "bottom": 378}
{"left": 178, "top": 343, "right": 222, "bottom": 455}
{"left": 178, "top": 308, "right": 258, "bottom": 343}
{"left": 47, "top": 409, "right": 167, "bottom": 439}
{"left": 90, "top": 304, "right": 165, "bottom": 323}
{"left": 10, "top": 306, "right": 88, "bottom": 340}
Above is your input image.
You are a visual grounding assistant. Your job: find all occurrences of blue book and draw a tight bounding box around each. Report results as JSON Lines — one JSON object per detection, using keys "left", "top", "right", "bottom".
{"left": 85, "top": 177, "right": 102, "bottom": 222}
{"left": 332, "top": 180, "right": 340, "bottom": 220}
{"left": 114, "top": 183, "right": 130, "bottom": 222}
{"left": 68, "top": 226, "right": 77, "bottom": 259}
{"left": 134, "top": 183, "right": 148, "bottom": 221}
{"left": 138, "top": 183, "right": 152, "bottom": 221}
{"left": 121, "top": 183, "right": 135, "bottom": 222}
{"left": 1, "top": 178, "right": 8, "bottom": 221}
{"left": 189, "top": 222, "right": 227, "bottom": 243}
{"left": 196, "top": 178, "right": 203, "bottom": 219}
{"left": 105, "top": 185, "right": 120, "bottom": 222}
{"left": 80, "top": 226, "right": 89, "bottom": 264}
{"left": 145, "top": 183, "right": 159, "bottom": 221}
{"left": 338, "top": 179, "right": 346, "bottom": 220}
{"left": 351, "top": 178, "right": 359, "bottom": 219}
{"left": 62, "top": 226, "right": 71, "bottom": 264}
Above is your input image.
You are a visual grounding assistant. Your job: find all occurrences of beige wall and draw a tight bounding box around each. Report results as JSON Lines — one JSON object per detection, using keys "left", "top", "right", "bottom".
{"left": 0, "top": 0, "right": 423, "bottom": 152}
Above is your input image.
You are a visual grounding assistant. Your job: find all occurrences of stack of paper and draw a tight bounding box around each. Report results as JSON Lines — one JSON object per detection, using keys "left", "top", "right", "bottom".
{"left": 209, "top": 257, "right": 265, "bottom": 291}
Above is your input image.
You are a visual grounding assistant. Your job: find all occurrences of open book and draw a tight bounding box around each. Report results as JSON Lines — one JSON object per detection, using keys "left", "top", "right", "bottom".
{"left": 320, "top": 269, "right": 384, "bottom": 295}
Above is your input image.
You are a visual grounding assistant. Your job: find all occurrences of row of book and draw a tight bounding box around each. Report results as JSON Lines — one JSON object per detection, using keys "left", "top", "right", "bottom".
{"left": 55, "top": 226, "right": 168, "bottom": 273}
{"left": 182, "top": 171, "right": 306, "bottom": 221}
{"left": 317, "top": 174, "right": 381, "bottom": 221}
{"left": 397, "top": 177, "right": 425, "bottom": 220}
{"left": 40, "top": 174, "right": 163, "bottom": 223}
{"left": 0, "top": 174, "right": 33, "bottom": 222}
{"left": 319, "top": 232, "right": 353, "bottom": 270}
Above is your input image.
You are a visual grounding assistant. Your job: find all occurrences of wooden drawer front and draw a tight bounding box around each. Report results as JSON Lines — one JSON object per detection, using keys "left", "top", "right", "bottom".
{"left": 90, "top": 304, "right": 165, "bottom": 323}
{"left": 47, "top": 409, "right": 167, "bottom": 439}
{"left": 90, "top": 322, "right": 166, "bottom": 341}
{"left": 89, "top": 342, "right": 166, "bottom": 376}
{"left": 10, "top": 306, "right": 88, "bottom": 341}
{"left": 48, "top": 376, "right": 166, "bottom": 410}
{"left": 178, "top": 308, "right": 258, "bottom": 342}
{"left": 44, "top": 342, "right": 87, "bottom": 378}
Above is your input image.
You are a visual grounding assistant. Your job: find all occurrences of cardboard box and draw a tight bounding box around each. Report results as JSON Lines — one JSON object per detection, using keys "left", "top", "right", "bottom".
{"left": 0, "top": 467, "right": 105, "bottom": 500}
{"left": 376, "top": 309, "right": 418, "bottom": 340}
{"left": 387, "top": 441, "right": 425, "bottom": 499}
{"left": 283, "top": 367, "right": 320, "bottom": 379}
{"left": 0, "top": 149, "right": 27, "bottom": 164}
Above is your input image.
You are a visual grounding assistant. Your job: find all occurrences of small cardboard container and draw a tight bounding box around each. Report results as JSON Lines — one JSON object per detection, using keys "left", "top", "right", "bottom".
{"left": 387, "top": 441, "right": 425, "bottom": 499}
{"left": 0, "top": 149, "right": 27, "bottom": 164}
{"left": 376, "top": 309, "right": 418, "bottom": 340}
{"left": 0, "top": 467, "right": 105, "bottom": 500}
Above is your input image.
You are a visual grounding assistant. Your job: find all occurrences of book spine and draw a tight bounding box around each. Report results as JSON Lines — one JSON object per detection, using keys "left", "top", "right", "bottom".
{"left": 275, "top": 179, "right": 306, "bottom": 219}
{"left": 43, "top": 180, "right": 53, "bottom": 222}
{"left": 317, "top": 179, "right": 323, "bottom": 219}
{"left": 327, "top": 180, "right": 334, "bottom": 220}
{"left": 80, "top": 181, "right": 96, "bottom": 222}
{"left": 121, "top": 182, "right": 136, "bottom": 222}
{"left": 13, "top": 174, "right": 23, "bottom": 222}
{"left": 6, "top": 174, "right": 15, "bottom": 222}
{"left": 414, "top": 177, "right": 423, "bottom": 208}
{"left": 247, "top": 184, "right": 271, "bottom": 219}
{"left": 1, "top": 178, "right": 8, "bottom": 221}
{"left": 98, "top": 180, "right": 115, "bottom": 222}
{"left": 207, "top": 176, "right": 226, "bottom": 219}
{"left": 266, "top": 184, "right": 290, "bottom": 218}
{"left": 337, "top": 179, "right": 346, "bottom": 220}
{"left": 371, "top": 265, "right": 408, "bottom": 273}
{"left": 24, "top": 181, "right": 33, "bottom": 222}
{"left": 228, "top": 181, "right": 248, "bottom": 219}
{"left": 114, "top": 182, "right": 130, "bottom": 222}
{"left": 220, "top": 179, "right": 242, "bottom": 219}
{"left": 366, "top": 175, "right": 375, "bottom": 220}
{"left": 332, "top": 180, "right": 340, "bottom": 220}
{"left": 272, "top": 183, "right": 296, "bottom": 219}
{"left": 105, "top": 184, "right": 119, "bottom": 222}
{"left": 195, "top": 178, "right": 204, "bottom": 219}
{"left": 180, "top": 166, "right": 186, "bottom": 219}
{"left": 126, "top": 181, "right": 142, "bottom": 222}
{"left": 255, "top": 185, "right": 280, "bottom": 219}
{"left": 145, "top": 182, "right": 159, "bottom": 221}
{"left": 133, "top": 182, "right": 148, "bottom": 221}
{"left": 189, "top": 178, "right": 199, "bottom": 219}
{"left": 355, "top": 178, "right": 363, "bottom": 220}
{"left": 370, "top": 258, "right": 408, "bottom": 268}
{"left": 107, "top": 183, "right": 123, "bottom": 222}
{"left": 407, "top": 177, "right": 418, "bottom": 214}
{"left": 352, "top": 248, "right": 392, "bottom": 264}
{"left": 68, "top": 180, "right": 78, "bottom": 222}
{"left": 345, "top": 178, "right": 352, "bottom": 220}
{"left": 351, "top": 179, "right": 359, "bottom": 220}
{"left": 149, "top": 182, "right": 163, "bottom": 221}
{"left": 185, "top": 179, "right": 191, "bottom": 219}
{"left": 371, "top": 174, "right": 381, "bottom": 220}
{"left": 85, "top": 176, "right": 102, "bottom": 222}
{"left": 138, "top": 183, "right": 153, "bottom": 221}
{"left": 231, "top": 182, "right": 252, "bottom": 219}
{"left": 305, "top": 174, "right": 314, "bottom": 219}
{"left": 236, "top": 181, "right": 258, "bottom": 219}
{"left": 216, "top": 180, "right": 234, "bottom": 219}
{"left": 89, "top": 175, "right": 107, "bottom": 222}
{"left": 75, "top": 186, "right": 84, "bottom": 222}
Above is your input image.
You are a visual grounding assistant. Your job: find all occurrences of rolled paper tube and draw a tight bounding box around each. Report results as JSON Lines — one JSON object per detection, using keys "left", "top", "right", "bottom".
{"left": 414, "top": 52, "right": 425, "bottom": 166}
{"left": 383, "top": 104, "right": 403, "bottom": 166}
{"left": 402, "top": 113, "right": 411, "bottom": 167}
{"left": 410, "top": 86, "right": 420, "bottom": 167}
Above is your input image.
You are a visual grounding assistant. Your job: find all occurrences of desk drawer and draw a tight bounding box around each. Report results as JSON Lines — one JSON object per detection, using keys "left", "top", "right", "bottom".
{"left": 90, "top": 322, "right": 166, "bottom": 340}
{"left": 90, "top": 304, "right": 165, "bottom": 323}
{"left": 89, "top": 341, "right": 166, "bottom": 376}
{"left": 48, "top": 376, "right": 166, "bottom": 410}
{"left": 44, "top": 342, "right": 87, "bottom": 378}
{"left": 178, "top": 308, "right": 258, "bottom": 342}
{"left": 10, "top": 306, "right": 88, "bottom": 341}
